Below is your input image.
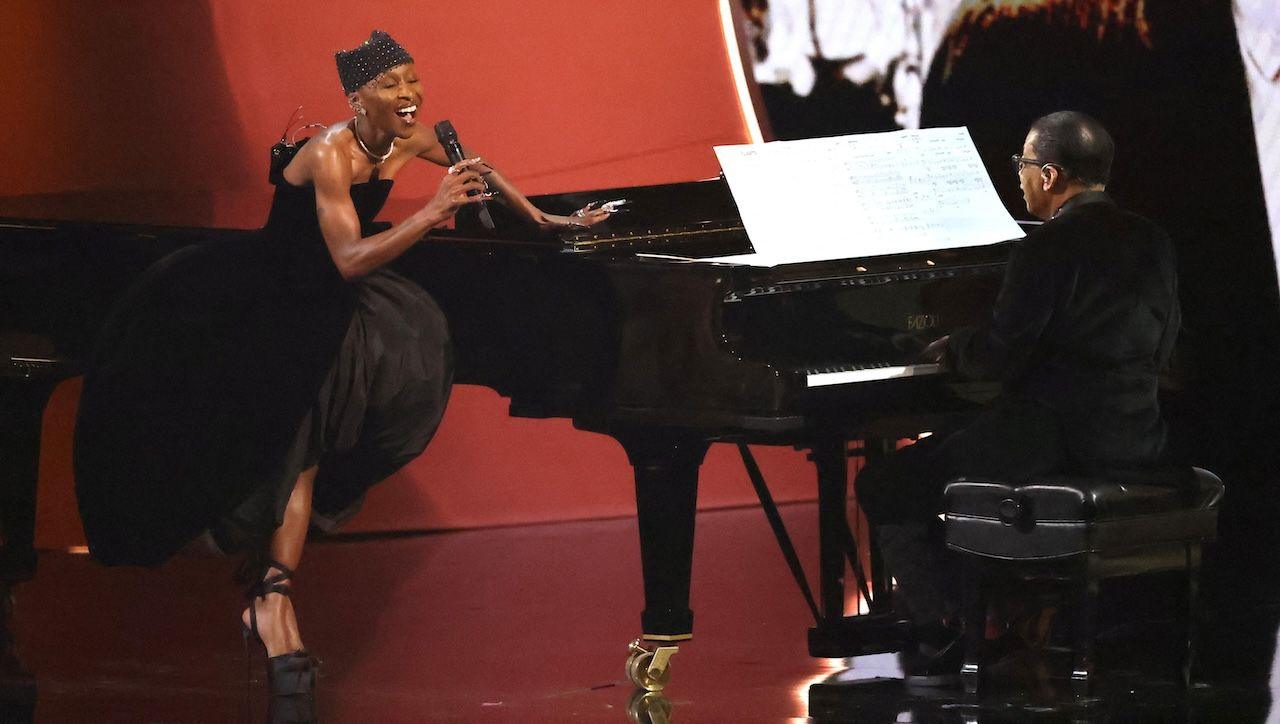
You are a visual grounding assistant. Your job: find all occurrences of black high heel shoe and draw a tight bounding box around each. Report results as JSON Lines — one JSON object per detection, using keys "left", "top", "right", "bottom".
{"left": 241, "top": 558, "right": 319, "bottom": 701}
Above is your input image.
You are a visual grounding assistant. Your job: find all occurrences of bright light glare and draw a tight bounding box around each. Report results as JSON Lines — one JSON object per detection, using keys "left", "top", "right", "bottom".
{"left": 718, "top": 0, "right": 766, "bottom": 144}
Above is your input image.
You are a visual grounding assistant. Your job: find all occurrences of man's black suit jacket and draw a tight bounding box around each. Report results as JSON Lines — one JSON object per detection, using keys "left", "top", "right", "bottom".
{"left": 948, "top": 191, "right": 1179, "bottom": 470}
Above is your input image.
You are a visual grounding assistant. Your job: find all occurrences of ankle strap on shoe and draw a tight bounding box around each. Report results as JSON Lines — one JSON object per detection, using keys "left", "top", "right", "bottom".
{"left": 241, "top": 556, "right": 296, "bottom": 600}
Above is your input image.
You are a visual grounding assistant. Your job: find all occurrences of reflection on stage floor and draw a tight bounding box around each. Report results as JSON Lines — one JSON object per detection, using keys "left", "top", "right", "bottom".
{"left": 1, "top": 502, "right": 1278, "bottom": 722}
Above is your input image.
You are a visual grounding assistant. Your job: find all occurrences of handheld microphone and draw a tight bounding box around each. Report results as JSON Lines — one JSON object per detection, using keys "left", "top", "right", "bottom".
{"left": 434, "top": 119, "right": 495, "bottom": 230}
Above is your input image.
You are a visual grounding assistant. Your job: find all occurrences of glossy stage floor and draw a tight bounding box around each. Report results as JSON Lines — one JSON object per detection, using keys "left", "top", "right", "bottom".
{"left": 2, "top": 502, "right": 1278, "bottom": 722}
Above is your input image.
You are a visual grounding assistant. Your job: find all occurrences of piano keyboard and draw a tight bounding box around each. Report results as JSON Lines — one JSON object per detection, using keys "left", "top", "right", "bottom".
{"left": 805, "top": 362, "right": 942, "bottom": 387}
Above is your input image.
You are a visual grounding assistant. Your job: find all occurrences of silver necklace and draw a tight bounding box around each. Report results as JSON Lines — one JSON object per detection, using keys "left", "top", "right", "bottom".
{"left": 352, "top": 115, "right": 394, "bottom": 163}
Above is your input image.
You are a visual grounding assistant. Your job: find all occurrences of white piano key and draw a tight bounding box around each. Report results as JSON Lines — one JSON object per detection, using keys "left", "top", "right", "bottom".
{"left": 805, "top": 363, "right": 942, "bottom": 387}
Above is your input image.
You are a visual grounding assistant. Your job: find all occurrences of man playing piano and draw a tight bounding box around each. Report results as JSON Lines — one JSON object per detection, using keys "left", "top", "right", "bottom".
{"left": 855, "top": 111, "right": 1180, "bottom": 686}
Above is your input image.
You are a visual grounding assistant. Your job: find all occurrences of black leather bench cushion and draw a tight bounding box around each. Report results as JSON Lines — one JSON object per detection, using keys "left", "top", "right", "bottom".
{"left": 943, "top": 467, "right": 1223, "bottom": 560}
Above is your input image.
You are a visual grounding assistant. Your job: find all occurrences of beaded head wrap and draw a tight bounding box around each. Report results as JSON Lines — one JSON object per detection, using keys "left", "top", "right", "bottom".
{"left": 335, "top": 30, "right": 414, "bottom": 95}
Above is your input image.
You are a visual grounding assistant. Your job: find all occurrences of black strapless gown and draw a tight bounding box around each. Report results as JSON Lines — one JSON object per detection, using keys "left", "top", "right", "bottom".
{"left": 74, "top": 177, "right": 453, "bottom": 566}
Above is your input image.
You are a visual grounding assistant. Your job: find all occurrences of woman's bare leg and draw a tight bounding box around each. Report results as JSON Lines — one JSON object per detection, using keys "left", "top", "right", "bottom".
{"left": 243, "top": 465, "right": 316, "bottom": 656}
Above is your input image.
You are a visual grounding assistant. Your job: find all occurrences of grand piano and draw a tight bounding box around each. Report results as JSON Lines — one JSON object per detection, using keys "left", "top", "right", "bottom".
{"left": 0, "top": 177, "right": 1014, "bottom": 676}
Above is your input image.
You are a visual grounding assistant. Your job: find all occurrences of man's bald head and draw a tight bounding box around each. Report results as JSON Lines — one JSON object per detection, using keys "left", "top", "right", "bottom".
{"left": 1027, "top": 111, "right": 1115, "bottom": 187}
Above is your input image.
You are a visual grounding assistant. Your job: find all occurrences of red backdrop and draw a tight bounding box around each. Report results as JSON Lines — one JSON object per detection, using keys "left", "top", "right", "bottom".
{"left": 2, "top": 1, "right": 826, "bottom": 547}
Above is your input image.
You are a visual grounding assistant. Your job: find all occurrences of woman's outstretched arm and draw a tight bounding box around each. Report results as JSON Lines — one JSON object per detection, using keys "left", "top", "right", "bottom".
{"left": 416, "top": 140, "right": 610, "bottom": 229}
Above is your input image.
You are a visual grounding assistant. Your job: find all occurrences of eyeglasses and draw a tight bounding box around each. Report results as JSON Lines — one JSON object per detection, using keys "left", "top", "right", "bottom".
{"left": 1010, "top": 154, "right": 1063, "bottom": 174}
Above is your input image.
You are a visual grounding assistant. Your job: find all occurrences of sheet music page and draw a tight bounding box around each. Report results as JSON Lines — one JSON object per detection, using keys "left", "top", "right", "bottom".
{"left": 708, "top": 127, "right": 1024, "bottom": 266}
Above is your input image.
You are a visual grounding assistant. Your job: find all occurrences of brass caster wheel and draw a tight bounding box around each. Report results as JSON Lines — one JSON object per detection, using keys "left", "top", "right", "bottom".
{"left": 626, "top": 689, "right": 673, "bottom": 724}
{"left": 626, "top": 638, "right": 678, "bottom": 692}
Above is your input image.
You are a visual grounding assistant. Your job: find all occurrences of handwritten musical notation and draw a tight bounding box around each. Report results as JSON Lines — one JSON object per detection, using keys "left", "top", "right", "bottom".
{"left": 709, "top": 127, "right": 1024, "bottom": 266}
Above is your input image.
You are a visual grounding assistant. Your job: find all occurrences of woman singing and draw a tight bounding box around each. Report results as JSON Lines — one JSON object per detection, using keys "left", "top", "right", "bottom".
{"left": 73, "top": 30, "right": 608, "bottom": 698}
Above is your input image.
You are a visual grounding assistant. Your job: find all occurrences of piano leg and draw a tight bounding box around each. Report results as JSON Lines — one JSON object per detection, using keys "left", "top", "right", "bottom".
{"left": 0, "top": 379, "right": 53, "bottom": 690}
{"left": 807, "top": 436, "right": 913, "bottom": 657}
{"left": 861, "top": 437, "right": 897, "bottom": 612}
{"left": 619, "top": 434, "right": 709, "bottom": 642}
{"left": 0, "top": 379, "right": 55, "bottom": 590}
{"left": 0, "top": 581, "right": 20, "bottom": 681}
{"left": 813, "top": 438, "right": 849, "bottom": 622}
{"left": 0, "top": 584, "right": 34, "bottom": 719}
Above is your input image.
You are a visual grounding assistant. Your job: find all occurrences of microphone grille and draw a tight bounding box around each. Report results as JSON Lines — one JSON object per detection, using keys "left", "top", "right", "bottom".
{"left": 434, "top": 120, "right": 458, "bottom": 143}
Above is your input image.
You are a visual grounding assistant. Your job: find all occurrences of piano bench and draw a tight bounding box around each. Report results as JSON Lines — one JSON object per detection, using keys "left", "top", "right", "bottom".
{"left": 942, "top": 467, "right": 1223, "bottom": 697}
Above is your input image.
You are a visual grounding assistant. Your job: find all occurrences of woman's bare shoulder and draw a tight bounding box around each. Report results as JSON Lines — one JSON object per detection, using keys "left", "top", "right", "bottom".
{"left": 283, "top": 122, "right": 353, "bottom": 186}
